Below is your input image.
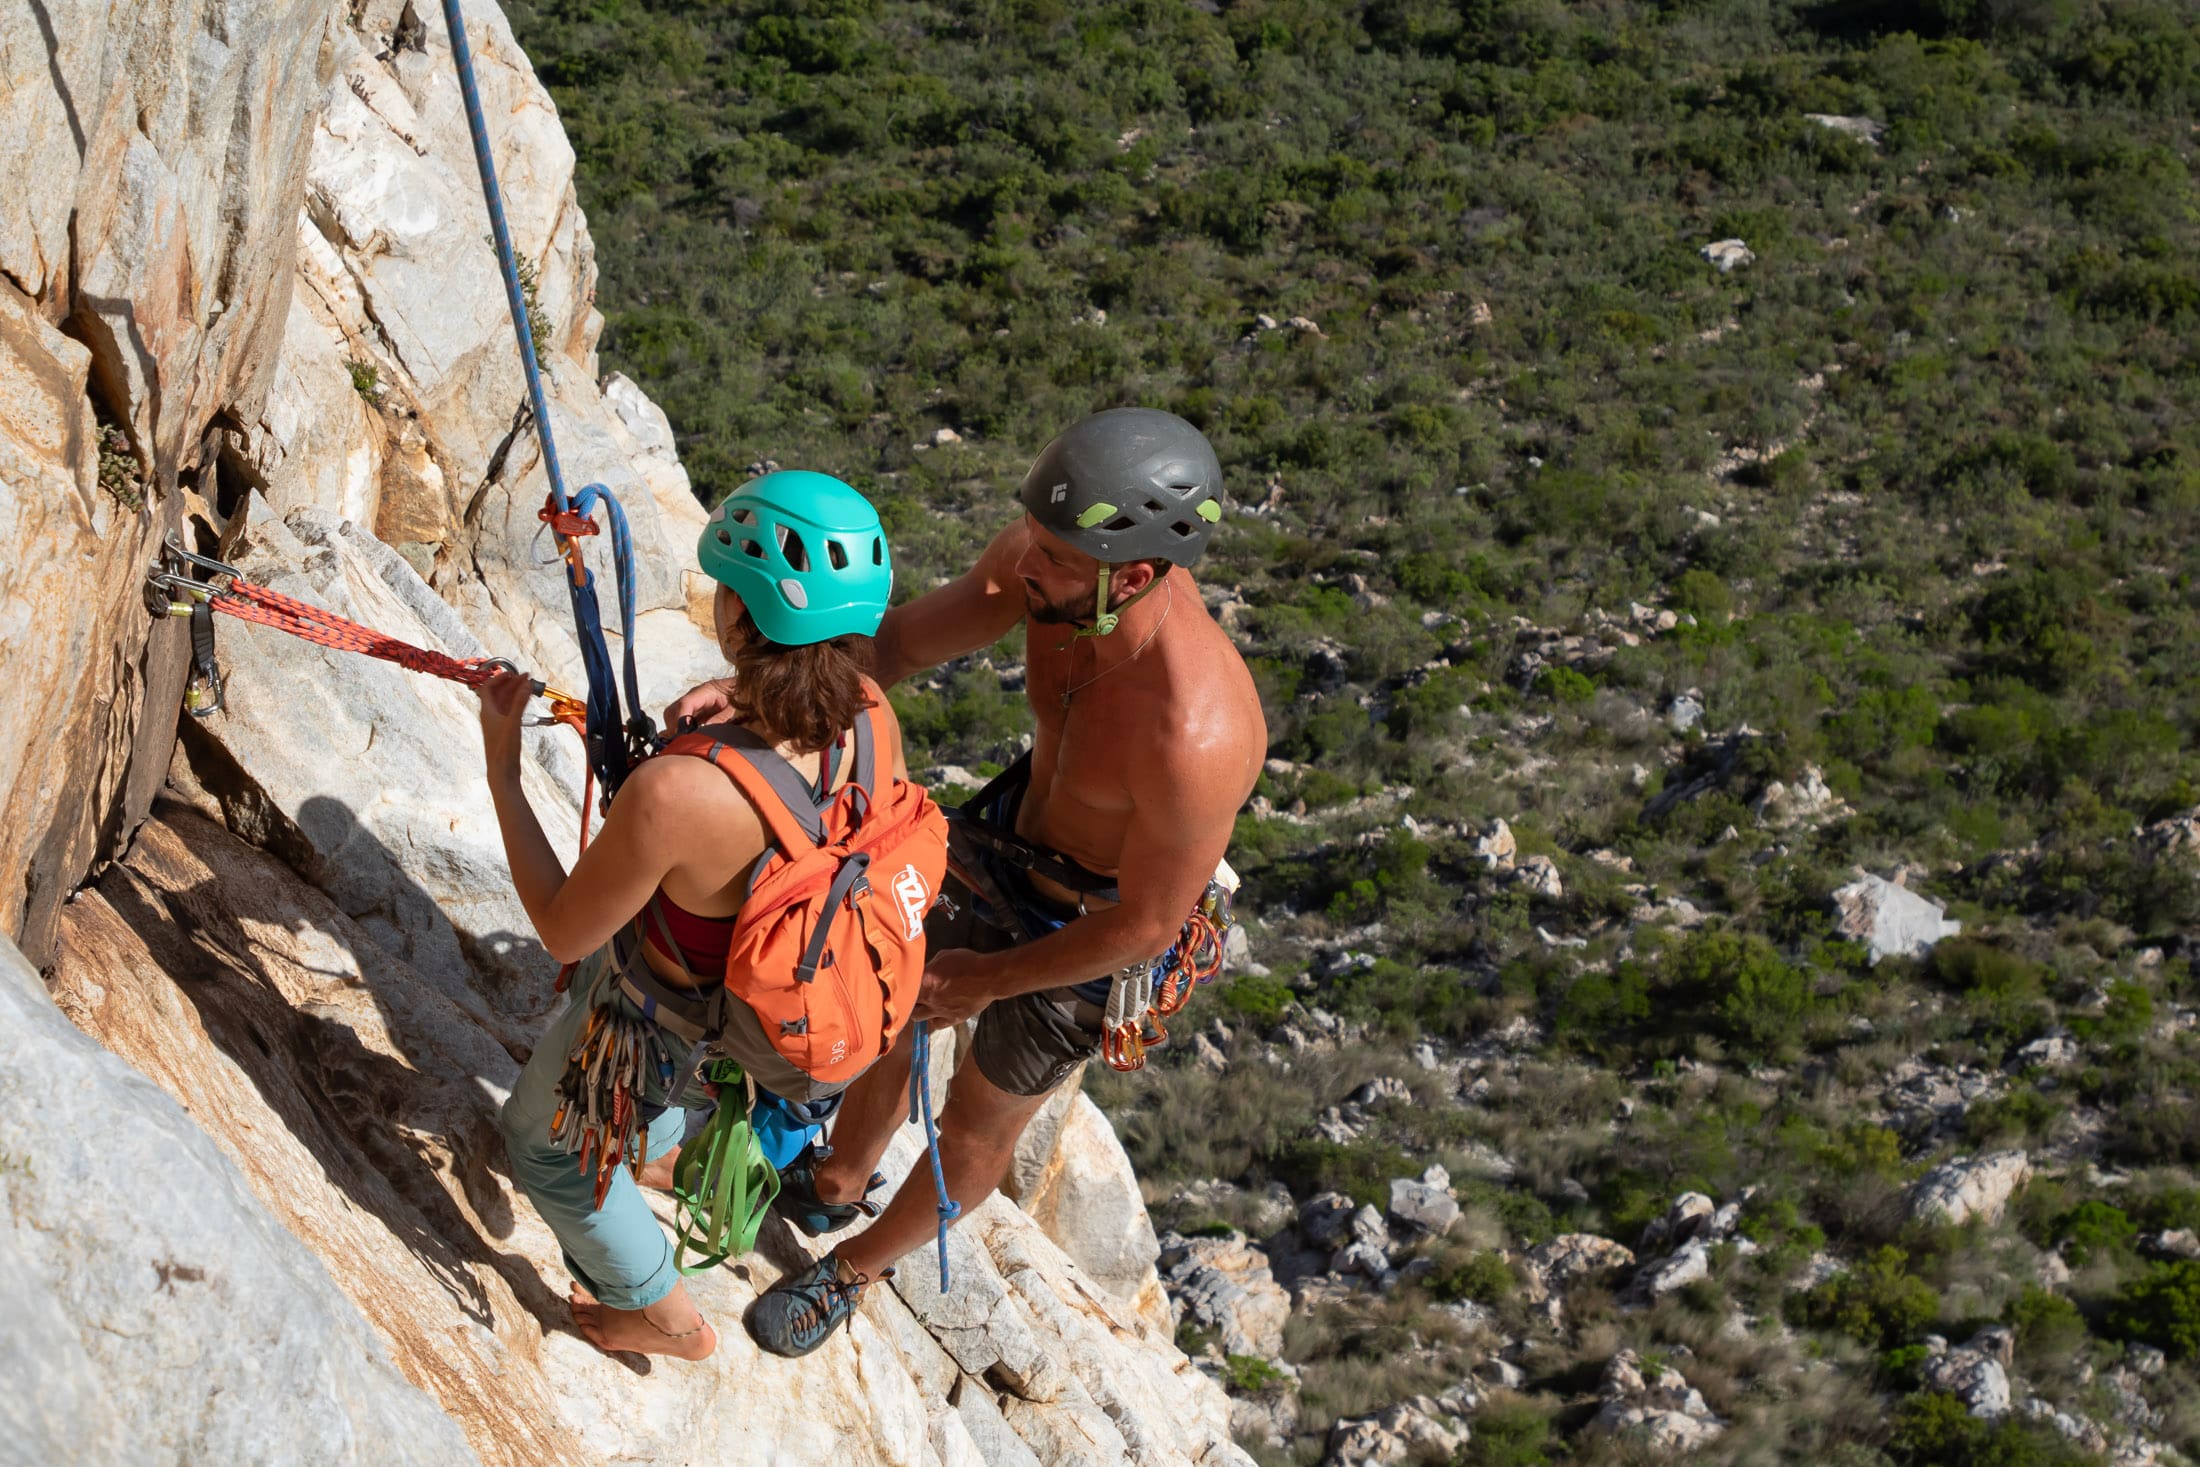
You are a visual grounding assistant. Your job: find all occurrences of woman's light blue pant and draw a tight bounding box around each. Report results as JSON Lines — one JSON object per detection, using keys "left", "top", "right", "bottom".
{"left": 499, "top": 954, "right": 696, "bottom": 1311}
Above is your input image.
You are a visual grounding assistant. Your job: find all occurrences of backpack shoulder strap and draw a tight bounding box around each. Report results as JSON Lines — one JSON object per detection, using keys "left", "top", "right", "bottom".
{"left": 849, "top": 704, "right": 879, "bottom": 797}
{"left": 661, "top": 724, "right": 828, "bottom": 855}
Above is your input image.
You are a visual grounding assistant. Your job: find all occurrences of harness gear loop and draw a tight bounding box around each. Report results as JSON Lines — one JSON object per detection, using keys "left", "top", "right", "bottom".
{"left": 547, "top": 997, "right": 674, "bottom": 1210}
{"left": 908, "top": 1024, "right": 960, "bottom": 1292}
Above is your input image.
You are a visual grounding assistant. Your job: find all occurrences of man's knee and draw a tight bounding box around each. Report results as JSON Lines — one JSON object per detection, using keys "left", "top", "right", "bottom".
{"left": 939, "top": 1064, "right": 1055, "bottom": 1153}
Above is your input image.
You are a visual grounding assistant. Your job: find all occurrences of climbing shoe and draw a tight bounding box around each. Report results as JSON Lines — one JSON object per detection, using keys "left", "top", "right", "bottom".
{"left": 773, "top": 1147, "right": 886, "bottom": 1238}
{"left": 748, "top": 1253, "right": 891, "bottom": 1358}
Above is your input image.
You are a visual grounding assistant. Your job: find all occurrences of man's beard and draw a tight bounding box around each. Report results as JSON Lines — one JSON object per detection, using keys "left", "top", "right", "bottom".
{"left": 1024, "top": 582, "right": 1088, "bottom": 626}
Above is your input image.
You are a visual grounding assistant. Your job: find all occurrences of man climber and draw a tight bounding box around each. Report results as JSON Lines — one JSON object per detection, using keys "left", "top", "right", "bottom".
{"left": 666, "top": 408, "right": 1266, "bottom": 1356}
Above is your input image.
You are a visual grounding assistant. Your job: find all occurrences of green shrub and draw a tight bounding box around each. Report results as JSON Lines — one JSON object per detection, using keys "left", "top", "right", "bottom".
{"left": 1889, "top": 1389, "right": 2097, "bottom": 1466}
{"left": 2107, "top": 1259, "right": 2200, "bottom": 1357}
{"left": 1793, "top": 1246, "right": 1943, "bottom": 1348}
{"left": 1218, "top": 970, "right": 1293, "bottom": 1025}
{"left": 1453, "top": 1400, "right": 1552, "bottom": 1467}
{"left": 2052, "top": 1200, "right": 2138, "bottom": 1265}
{"left": 1672, "top": 569, "right": 1733, "bottom": 622}
{"left": 2006, "top": 1285, "right": 2089, "bottom": 1361}
{"left": 1536, "top": 665, "right": 1596, "bottom": 704}
{"left": 1429, "top": 1250, "right": 1515, "bottom": 1305}
{"left": 1223, "top": 1353, "right": 1289, "bottom": 1394}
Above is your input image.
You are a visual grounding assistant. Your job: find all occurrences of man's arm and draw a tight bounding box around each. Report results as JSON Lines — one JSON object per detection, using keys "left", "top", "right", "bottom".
{"left": 917, "top": 726, "right": 1245, "bottom": 1018}
{"left": 871, "top": 518, "right": 1030, "bottom": 688}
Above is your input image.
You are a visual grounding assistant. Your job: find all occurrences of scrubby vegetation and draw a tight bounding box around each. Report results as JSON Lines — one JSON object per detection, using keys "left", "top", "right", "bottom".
{"left": 509, "top": 0, "right": 2200, "bottom": 1459}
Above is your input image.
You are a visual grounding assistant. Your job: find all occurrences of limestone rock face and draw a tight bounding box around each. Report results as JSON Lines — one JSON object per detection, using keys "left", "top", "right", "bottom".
{"left": 0, "top": 929, "right": 472, "bottom": 1466}
{"left": 53, "top": 809, "right": 1246, "bottom": 1466}
{"left": 1004, "top": 1080, "right": 1166, "bottom": 1314}
{"left": 7, "top": 0, "right": 1233, "bottom": 1458}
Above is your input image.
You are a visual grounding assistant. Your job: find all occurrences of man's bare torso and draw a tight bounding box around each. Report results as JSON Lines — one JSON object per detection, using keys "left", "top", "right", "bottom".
{"left": 1013, "top": 569, "right": 1264, "bottom": 907}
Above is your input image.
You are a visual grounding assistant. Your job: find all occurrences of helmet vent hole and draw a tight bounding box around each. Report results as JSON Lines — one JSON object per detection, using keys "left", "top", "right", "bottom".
{"left": 776, "top": 524, "right": 810, "bottom": 572}
{"left": 1143, "top": 499, "right": 1164, "bottom": 513}
{"left": 872, "top": 538, "right": 884, "bottom": 565}
{"left": 826, "top": 540, "right": 849, "bottom": 570}
{"left": 740, "top": 537, "right": 765, "bottom": 558}
{"left": 731, "top": 507, "right": 758, "bottom": 527}
{"left": 1169, "top": 520, "right": 1197, "bottom": 536}
{"left": 1102, "top": 514, "right": 1136, "bottom": 532}
{"left": 716, "top": 529, "right": 733, "bottom": 546}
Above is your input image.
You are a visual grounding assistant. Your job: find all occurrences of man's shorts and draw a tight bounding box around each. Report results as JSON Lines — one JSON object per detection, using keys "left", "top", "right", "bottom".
{"left": 927, "top": 874, "right": 1103, "bottom": 1098}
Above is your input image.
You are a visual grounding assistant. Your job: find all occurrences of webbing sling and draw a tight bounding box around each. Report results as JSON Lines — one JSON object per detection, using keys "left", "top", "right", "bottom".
{"left": 671, "top": 1064, "right": 778, "bottom": 1274}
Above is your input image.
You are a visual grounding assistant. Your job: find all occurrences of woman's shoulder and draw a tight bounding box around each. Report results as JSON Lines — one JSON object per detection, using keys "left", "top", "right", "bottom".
{"left": 620, "top": 750, "right": 766, "bottom": 834}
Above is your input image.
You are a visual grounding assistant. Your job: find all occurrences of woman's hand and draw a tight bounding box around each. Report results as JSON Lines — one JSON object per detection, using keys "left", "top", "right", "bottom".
{"left": 477, "top": 670, "right": 532, "bottom": 781}
{"left": 663, "top": 677, "right": 737, "bottom": 733}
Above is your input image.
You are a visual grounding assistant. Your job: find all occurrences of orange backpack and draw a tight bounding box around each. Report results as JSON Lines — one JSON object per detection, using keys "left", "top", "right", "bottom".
{"left": 656, "top": 704, "right": 947, "bottom": 1084}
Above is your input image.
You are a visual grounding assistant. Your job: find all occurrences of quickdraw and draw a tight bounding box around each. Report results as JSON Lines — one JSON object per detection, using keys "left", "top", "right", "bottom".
{"left": 548, "top": 1000, "right": 675, "bottom": 1209}
{"left": 144, "top": 536, "right": 588, "bottom": 736}
{"left": 1102, "top": 861, "right": 1238, "bottom": 1073}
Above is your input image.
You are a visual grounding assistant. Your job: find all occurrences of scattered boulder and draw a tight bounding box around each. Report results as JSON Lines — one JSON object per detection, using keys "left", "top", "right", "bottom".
{"left": 1157, "top": 1231, "right": 1291, "bottom": 1360}
{"left": 1639, "top": 1193, "right": 1718, "bottom": 1255}
{"left": 1833, "top": 874, "right": 1963, "bottom": 964}
{"left": 1527, "top": 1234, "right": 1637, "bottom": 1292}
{"left": 1477, "top": 1357, "right": 1527, "bottom": 1390}
{"left": 1322, "top": 1389, "right": 1477, "bottom": 1466}
{"left": 1388, "top": 1172, "right": 1461, "bottom": 1237}
{"left": 2150, "top": 1229, "right": 2200, "bottom": 1261}
{"left": 1805, "top": 113, "right": 1886, "bottom": 145}
{"left": 1513, "top": 855, "right": 1564, "bottom": 900}
{"left": 1922, "top": 1331, "right": 2014, "bottom": 1418}
{"left": 1701, "top": 238, "right": 1756, "bottom": 272}
{"left": 1753, "top": 765, "right": 1850, "bottom": 829}
{"left": 1910, "top": 1152, "right": 2034, "bottom": 1227}
{"left": 1351, "top": 1076, "right": 1413, "bottom": 1108}
{"left": 1668, "top": 693, "right": 1705, "bottom": 732}
{"left": 1633, "top": 1240, "right": 1713, "bottom": 1299}
{"left": 1300, "top": 1193, "right": 1359, "bottom": 1252}
{"left": 1475, "top": 818, "right": 1518, "bottom": 872}
{"left": 1590, "top": 1350, "right": 1726, "bottom": 1451}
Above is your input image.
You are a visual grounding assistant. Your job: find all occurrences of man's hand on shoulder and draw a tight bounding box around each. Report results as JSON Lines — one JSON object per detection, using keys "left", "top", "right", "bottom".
{"left": 663, "top": 677, "right": 736, "bottom": 732}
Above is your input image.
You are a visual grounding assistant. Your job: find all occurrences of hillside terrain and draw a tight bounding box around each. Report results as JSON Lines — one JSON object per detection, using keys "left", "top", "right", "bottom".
{"left": 502, "top": 0, "right": 2200, "bottom": 1463}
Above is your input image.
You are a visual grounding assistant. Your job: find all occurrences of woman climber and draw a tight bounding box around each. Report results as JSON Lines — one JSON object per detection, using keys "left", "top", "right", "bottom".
{"left": 477, "top": 470, "right": 931, "bottom": 1361}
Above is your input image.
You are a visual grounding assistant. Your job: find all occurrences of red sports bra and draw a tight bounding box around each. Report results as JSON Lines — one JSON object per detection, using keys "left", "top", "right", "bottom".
{"left": 641, "top": 892, "right": 736, "bottom": 976}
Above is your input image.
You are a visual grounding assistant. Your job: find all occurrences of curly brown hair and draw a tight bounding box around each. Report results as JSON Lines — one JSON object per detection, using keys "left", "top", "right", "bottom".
{"left": 721, "top": 601, "right": 876, "bottom": 754}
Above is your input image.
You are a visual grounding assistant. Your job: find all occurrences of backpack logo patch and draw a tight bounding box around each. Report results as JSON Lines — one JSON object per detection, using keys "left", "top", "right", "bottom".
{"left": 892, "top": 863, "right": 932, "bottom": 941}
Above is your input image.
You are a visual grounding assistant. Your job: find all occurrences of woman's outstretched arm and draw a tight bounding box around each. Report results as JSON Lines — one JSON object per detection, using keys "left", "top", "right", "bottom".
{"left": 478, "top": 671, "right": 708, "bottom": 964}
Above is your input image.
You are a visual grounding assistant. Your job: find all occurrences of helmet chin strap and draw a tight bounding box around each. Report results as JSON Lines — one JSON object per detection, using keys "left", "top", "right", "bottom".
{"left": 1071, "top": 563, "right": 1164, "bottom": 639}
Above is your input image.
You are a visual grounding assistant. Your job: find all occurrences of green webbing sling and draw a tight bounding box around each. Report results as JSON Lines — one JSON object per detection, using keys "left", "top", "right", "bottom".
{"left": 671, "top": 1062, "right": 780, "bottom": 1275}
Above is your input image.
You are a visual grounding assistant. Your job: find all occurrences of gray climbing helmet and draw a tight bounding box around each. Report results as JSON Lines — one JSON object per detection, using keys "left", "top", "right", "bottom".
{"left": 1017, "top": 408, "right": 1225, "bottom": 566}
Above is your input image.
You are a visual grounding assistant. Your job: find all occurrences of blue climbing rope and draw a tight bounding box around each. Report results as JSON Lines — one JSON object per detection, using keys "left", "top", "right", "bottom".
{"left": 908, "top": 1025, "right": 961, "bottom": 1292}
{"left": 439, "top": 0, "right": 650, "bottom": 798}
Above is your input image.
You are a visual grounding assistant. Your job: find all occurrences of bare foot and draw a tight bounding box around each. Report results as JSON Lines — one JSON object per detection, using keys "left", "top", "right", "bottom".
{"left": 636, "top": 1146, "right": 681, "bottom": 1192}
{"left": 570, "top": 1282, "right": 718, "bottom": 1361}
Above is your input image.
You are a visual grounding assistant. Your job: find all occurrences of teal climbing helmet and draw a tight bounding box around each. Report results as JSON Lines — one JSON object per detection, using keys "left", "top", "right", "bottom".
{"left": 697, "top": 471, "right": 892, "bottom": 645}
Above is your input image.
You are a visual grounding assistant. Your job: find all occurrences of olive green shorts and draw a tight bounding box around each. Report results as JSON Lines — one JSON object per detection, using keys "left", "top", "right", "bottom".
{"left": 928, "top": 876, "right": 1102, "bottom": 1099}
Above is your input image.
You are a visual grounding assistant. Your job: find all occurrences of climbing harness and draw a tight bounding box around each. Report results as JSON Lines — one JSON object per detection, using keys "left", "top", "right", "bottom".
{"left": 670, "top": 1059, "right": 780, "bottom": 1274}
{"left": 548, "top": 999, "right": 675, "bottom": 1210}
{"left": 908, "top": 1024, "right": 960, "bottom": 1292}
{"left": 1099, "top": 862, "right": 1237, "bottom": 1074}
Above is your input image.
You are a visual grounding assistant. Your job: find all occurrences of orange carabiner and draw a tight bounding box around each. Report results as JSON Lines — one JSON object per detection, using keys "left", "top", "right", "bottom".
{"left": 1103, "top": 1021, "right": 1147, "bottom": 1072}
